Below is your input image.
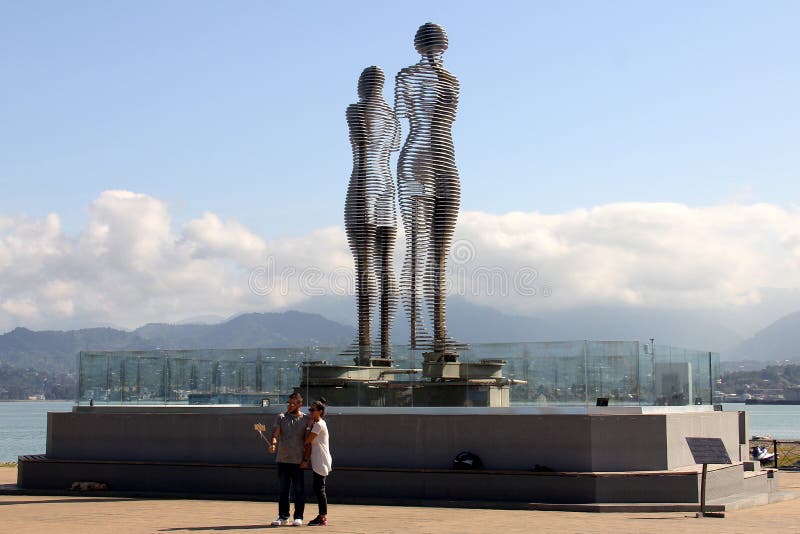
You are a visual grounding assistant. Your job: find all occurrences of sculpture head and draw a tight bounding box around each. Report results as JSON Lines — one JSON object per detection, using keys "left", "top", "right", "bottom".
{"left": 358, "top": 66, "right": 385, "bottom": 100}
{"left": 414, "top": 22, "right": 448, "bottom": 57}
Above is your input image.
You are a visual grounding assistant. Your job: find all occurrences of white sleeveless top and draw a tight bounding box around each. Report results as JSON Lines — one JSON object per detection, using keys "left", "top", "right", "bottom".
{"left": 310, "top": 419, "right": 333, "bottom": 477}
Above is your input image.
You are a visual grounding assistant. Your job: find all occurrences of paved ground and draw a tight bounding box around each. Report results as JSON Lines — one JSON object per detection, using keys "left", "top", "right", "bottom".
{"left": 1, "top": 467, "right": 799, "bottom": 534}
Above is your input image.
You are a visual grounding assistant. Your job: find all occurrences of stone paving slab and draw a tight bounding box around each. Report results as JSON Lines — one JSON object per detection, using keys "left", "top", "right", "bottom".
{"left": 0, "top": 466, "right": 16, "bottom": 485}
{"left": 1, "top": 468, "right": 798, "bottom": 534}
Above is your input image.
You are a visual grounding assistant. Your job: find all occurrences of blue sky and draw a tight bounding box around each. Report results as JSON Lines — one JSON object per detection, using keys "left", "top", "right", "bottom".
{"left": 3, "top": 2, "right": 800, "bottom": 333}
{"left": 2, "top": 1, "right": 798, "bottom": 238}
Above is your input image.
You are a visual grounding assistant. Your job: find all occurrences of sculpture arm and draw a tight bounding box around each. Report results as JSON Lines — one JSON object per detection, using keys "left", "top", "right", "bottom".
{"left": 346, "top": 104, "right": 367, "bottom": 145}
{"left": 442, "top": 69, "right": 459, "bottom": 121}
{"left": 452, "top": 78, "right": 459, "bottom": 121}
{"left": 391, "top": 110, "right": 401, "bottom": 151}
{"left": 394, "top": 70, "right": 410, "bottom": 119}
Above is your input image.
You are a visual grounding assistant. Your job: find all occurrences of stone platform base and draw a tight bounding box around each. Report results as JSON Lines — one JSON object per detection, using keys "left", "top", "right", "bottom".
{"left": 39, "top": 406, "right": 745, "bottom": 472}
{"left": 17, "top": 406, "right": 771, "bottom": 508}
{"left": 16, "top": 455, "right": 782, "bottom": 508}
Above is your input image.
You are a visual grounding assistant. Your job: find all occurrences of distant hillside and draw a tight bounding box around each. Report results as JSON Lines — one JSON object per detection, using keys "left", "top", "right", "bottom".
{"left": 133, "top": 311, "right": 355, "bottom": 350}
{"left": 725, "top": 310, "right": 800, "bottom": 362}
{"left": 719, "top": 364, "right": 800, "bottom": 395}
{"left": 0, "top": 326, "right": 150, "bottom": 400}
{"left": 0, "top": 311, "right": 356, "bottom": 399}
{"left": 0, "top": 326, "right": 151, "bottom": 374}
{"left": 0, "top": 311, "right": 356, "bottom": 374}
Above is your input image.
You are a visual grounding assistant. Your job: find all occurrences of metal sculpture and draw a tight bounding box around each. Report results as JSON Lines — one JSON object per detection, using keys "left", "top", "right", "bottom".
{"left": 345, "top": 66, "right": 401, "bottom": 365}
{"left": 395, "top": 23, "right": 460, "bottom": 357}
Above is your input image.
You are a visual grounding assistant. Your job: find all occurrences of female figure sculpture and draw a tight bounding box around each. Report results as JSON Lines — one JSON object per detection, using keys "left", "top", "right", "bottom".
{"left": 395, "top": 23, "right": 460, "bottom": 356}
{"left": 345, "top": 66, "right": 401, "bottom": 364}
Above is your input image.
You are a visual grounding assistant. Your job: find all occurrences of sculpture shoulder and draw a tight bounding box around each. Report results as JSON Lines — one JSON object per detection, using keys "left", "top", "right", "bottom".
{"left": 396, "top": 65, "right": 415, "bottom": 77}
{"left": 395, "top": 65, "right": 421, "bottom": 82}
{"left": 346, "top": 103, "right": 364, "bottom": 117}
{"left": 347, "top": 103, "right": 367, "bottom": 126}
{"left": 347, "top": 103, "right": 367, "bottom": 144}
{"left": 436, "top": 68, "right": 459, "bottom": 88}
{"left": 377, "top": 101, "right": 395, "bottom": 116}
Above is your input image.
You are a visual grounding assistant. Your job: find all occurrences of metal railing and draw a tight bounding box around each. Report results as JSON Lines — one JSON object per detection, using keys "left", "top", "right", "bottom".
{"left": 749, "top": 439, "right": 800, "bottom": 469}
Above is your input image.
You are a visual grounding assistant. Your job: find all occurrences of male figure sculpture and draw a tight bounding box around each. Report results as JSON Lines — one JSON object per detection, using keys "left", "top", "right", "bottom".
{"left": 395, "top": 23, "right": 460, "bottom": 356}
{"left": 345, "top": 66, "right": 401, "bottom": 365}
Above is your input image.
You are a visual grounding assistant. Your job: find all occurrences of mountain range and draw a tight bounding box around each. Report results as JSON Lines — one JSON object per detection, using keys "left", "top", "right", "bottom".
{"left": 724, "top": 310, "right": 800, "bottom": 362}
{"left": 0, "top": 311, "right": 355, "bottom": 377}
{"left": 3, "top": 299, "right": 800, "bottom": 399}
{"left": 4, "top": 297, "right": 799, "bottom": 371}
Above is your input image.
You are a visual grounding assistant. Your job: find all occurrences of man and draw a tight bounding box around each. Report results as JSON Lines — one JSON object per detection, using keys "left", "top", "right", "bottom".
{"left": 269, "top": 392, "right": 310, "bottom": 526}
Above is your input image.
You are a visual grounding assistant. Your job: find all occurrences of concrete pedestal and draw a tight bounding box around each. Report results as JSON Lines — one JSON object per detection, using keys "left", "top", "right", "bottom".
{"left": 17, "top": 406, "right": 771, "bottom": 506}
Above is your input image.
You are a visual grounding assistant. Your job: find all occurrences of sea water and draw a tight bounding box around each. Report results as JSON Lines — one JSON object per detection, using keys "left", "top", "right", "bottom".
{"left": 723, "top": 403, "right": 800, "bottom": 440}
{"left": 0, "top": 401, "right": 73, "bottom": 463}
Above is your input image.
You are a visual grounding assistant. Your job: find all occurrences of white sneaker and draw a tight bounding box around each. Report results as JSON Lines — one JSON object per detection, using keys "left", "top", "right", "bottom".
{"left": 272, "top": 517, "right": 290, "bottom": 526}
{"left": 292, "top": 519, "right": 303, "bottom": 527}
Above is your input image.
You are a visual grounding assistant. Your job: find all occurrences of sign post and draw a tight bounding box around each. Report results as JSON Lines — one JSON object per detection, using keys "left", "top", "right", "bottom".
{"left": 685, "top": 437, "right": 732, "bottom": 518}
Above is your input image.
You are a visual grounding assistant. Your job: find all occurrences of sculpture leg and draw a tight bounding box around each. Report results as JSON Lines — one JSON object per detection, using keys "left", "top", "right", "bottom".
{"left": 427, "top": 178, "right": 460, "bottom": 355}
{"left": 375, "top": 225, "right": 397, "bottom": 359}
{"left": 349, "top": 222, "right": 377, "bottom": 365}
{"left": 411, "top": 195, "right": 434, "bottom": 349}
{"left": 399, "top": 193, "right": 432, "bottom": 349}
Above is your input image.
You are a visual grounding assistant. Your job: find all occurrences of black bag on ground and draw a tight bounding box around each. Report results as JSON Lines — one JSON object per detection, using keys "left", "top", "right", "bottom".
{"left": 452, "top": 451, "right": 483, "bottom": 470}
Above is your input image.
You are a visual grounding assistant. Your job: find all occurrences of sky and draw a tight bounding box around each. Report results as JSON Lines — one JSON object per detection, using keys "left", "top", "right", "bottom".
{"left": 1, "top": 1, "right": 799, "bottom": 333}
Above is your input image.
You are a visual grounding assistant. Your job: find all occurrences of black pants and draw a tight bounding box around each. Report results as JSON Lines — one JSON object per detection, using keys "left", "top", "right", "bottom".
{"left": 277, "top": 462, "right": 305, "bottom": 520}
{"left": 313, "top": 472, "right": 328, "bottom": 516}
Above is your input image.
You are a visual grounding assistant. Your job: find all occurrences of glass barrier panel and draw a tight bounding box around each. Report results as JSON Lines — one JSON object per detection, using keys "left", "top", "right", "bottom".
{"left": 78, "top": 352, "right": 111, "bottom": 404}
{"left": 76, "top": 343, "right": 720, "bottom": 407}
{"left": 585, "top": 341, "right": 639, "bottom": 406}
{"left": 138, "top": 356, "right": 166, "bottom": 404}
{"left": 121, "top": 355, "right": 139, "bottom": 403}
{"left": 167, "top": 357, "right": 194, "bottom": 403}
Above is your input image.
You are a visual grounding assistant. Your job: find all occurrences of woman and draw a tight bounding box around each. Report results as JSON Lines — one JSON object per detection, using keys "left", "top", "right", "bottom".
{"left": 345, "top": 66, "right": 401, "bottom": 364}
{"left": 301, "top": 398, "right": 332, "bottom": 526}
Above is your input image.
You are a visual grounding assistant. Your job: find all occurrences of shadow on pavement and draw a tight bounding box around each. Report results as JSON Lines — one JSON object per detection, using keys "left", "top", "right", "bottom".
{"left": 0, "top": 497, "right": 138, "bottom": 506}
{"left": 160, "top": 526, "right": 272, "bottom": 532}
{"left": 629, "top": 516, "right": 696, "bottom": 520}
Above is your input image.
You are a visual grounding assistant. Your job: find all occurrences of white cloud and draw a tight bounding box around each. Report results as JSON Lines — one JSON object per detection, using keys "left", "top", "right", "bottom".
{"left": 0, "top": 191, "right": 301, "bottom": 331}
{"left": 454, "top": 202, "right": 800, "bottom": 313}
{"left": 1, "top": 298, "right": 39, "bottom": 319}
{"left": 82, "top": 190, "right": 172, "bottom": 270}
{"left": 183, "top": 212, "right": 267, "bottom": 266}
{"left": 1, "top": 192, "right": 800, "bottom": 332}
